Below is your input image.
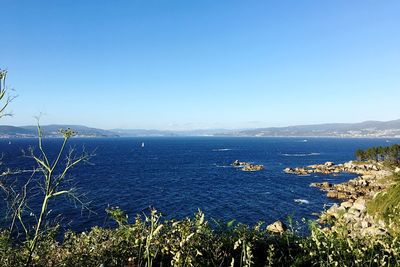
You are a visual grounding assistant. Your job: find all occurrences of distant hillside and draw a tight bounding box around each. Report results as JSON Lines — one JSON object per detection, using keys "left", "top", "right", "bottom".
{"left": 0, "top": 126, "right": 34, "bottom": 137}
{"left": 220, "top": 119, "right": 400, "bottom": 138}
{"left": 0, "top": 125, "right": 118, "bottom": 138}
{"left": 1, "top": 119, "right": 400, "bottom": 138}
{"left": 22, "top": 125, "right": 119, "bottom": 137}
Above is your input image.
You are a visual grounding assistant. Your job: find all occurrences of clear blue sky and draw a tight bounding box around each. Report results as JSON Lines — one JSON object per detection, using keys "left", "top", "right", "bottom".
{"left": 1, "top": 1, "right": 400, "bottom": 130}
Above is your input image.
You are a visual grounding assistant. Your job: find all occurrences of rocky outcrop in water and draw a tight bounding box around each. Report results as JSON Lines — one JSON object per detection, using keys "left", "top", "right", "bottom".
{"left": 232, "top": 160, "right": 246, "bottom": 167}
{"left": 306, "top": 162, "right": 391, "bottom": 201}
{"left": 242, "top": 164, "right": 264, "bottom": 172}
{"left": 232, "top": 160, "right": 264, "bottom": 172}
{"left": 284, "top": 161, "right": 382, "bottom": 175}
{"left": 310, "top": 181, "right": 332, "bottom": 190}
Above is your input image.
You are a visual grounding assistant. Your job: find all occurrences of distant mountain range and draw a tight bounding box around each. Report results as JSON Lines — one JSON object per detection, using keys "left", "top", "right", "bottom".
{"left": 0, "top": 125, "right": 236, "bottom": 138}
{"left": 0, "top": 119, "right": 400, "bottom": 138}
{"left": 220, "top": 119, "right": 400, "bottom": 138}
{"left": 0, "top": 125, "right": 119, "bottom": 138}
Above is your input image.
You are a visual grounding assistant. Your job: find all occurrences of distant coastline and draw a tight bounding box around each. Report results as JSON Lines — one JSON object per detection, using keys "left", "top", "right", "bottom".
{"left": 1, "top": 118, "right": 400, "bottom": 138}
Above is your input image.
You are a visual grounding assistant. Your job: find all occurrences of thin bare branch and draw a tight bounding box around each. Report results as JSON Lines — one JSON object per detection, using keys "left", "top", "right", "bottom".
{"left": 35, "top": 119, "right": 50, "bottom": 167}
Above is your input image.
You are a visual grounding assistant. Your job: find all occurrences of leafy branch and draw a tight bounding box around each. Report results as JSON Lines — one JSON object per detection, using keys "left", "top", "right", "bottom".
{"left": 20, "top": 125, "right": 95, "bottom": 266}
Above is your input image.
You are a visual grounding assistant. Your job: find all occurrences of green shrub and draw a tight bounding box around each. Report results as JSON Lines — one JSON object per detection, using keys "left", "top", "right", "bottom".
{"left": 2, "top": 208, "right": 400, "bottom": 266}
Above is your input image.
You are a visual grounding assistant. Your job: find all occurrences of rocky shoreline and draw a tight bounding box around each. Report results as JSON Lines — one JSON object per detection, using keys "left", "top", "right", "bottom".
{"left": 284, "top": 161, "right": 397, "bottom": 237}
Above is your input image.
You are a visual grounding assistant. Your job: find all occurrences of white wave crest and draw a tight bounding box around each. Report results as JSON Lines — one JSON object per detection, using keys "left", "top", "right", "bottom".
{"left": 281, "top": 152, "right": 321, "bottom": 157}
{"left": 294, "top": 199, "right": 310, "bottom": 204}
{"left": 214, "top": 164, "right": 232, "bottom": 168}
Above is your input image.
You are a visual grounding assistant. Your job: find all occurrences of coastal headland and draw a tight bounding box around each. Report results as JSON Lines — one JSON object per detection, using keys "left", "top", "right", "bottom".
{"left": 285, "top": 160, "right": 400, "bottom": 237}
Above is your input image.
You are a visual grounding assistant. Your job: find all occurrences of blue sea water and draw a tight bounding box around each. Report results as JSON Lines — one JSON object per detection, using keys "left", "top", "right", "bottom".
{"left": 0, "top": 137, "right": 398, "bottom": 232}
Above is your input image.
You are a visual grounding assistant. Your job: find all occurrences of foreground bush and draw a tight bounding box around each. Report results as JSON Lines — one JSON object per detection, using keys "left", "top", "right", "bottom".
{"left": 1, "top": 209, "right": 400, "bottom": 267}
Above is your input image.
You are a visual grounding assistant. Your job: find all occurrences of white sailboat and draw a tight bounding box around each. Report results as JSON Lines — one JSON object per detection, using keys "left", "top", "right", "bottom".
{"left": 141, "top": 142, "right": 145, "bottom": 148}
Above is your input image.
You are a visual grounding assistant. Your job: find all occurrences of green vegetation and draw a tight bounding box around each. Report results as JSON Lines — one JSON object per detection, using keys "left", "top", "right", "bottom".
{"left": 357, "top": 145, "right": 400, "bottom": 235}
{"left": 355, "top": 144, "right": 400, "bottom": 164}
{"left": 367, "top": 173, "right": 400, "bottom": 233}
{"left": 1, "top": 125, "right": 92, "bottom": 266}
{"left": 2, "top": 209, "right": 400, "bottom": 266}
